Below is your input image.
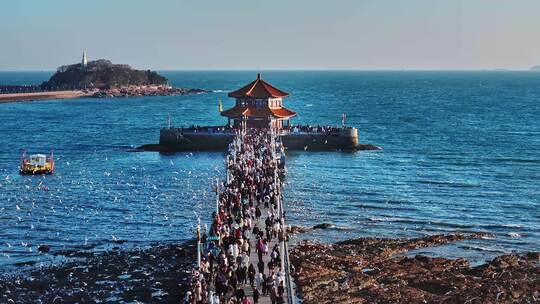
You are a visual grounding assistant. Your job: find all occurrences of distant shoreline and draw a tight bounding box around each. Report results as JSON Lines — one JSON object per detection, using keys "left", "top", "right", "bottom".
{"left": 0, "top": 90, "right": 90, "bottom": 104}
{"left": 0, "top": 85, "right": 208, "bottom": 104}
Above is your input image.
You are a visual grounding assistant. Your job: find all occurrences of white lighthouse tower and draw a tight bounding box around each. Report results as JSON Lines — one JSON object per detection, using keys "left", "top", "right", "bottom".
{"left": 81, "top": 51, "right": 88, "bottom": 69}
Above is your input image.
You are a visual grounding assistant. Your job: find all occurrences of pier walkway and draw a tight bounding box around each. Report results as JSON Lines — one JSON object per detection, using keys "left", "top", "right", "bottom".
{"left": 184, "top": 129, "right": 294, "bottom": 304}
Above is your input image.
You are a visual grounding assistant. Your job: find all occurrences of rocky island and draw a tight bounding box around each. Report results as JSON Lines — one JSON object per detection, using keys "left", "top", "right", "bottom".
{"left": 42, "top": 59, "right": 168, "bottom": 89}
{"left": 42, "top": 58, "right": 208, "bottom": 98}
{"left": 0, "top": 55, "right": 207, "bottom": 103}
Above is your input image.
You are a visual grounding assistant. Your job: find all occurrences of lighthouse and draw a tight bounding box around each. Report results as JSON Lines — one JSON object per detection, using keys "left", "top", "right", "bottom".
{"left": 81, "top": 51, "right": 88, "bottom": 69}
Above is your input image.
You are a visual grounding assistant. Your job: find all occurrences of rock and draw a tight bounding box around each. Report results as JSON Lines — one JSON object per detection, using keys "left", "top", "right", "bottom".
{"left": 0, "top": 241, "right": 198, "bottom": 303}
{"left": 312, "top": 223, "right": 334, "bottom": 230}
{"left": 90, "top": 85, "right": 208, "bottom": 99}
{"left": 414, "top": 255, "right": 430, "bottom": 263}
{"left": 37, "top": 244, "right": 50, "bottom": 253}
{"left": 491, "top": 255, "right": 519, "bottom": 269}
{"left": 526, "top": 252, "right": 540, "bottom": 261}
{"left": 291, "top": 233, "right": 540, "bottom": 304}
{"left": 356, "top": 144, "right": 381, "bottom": 151}
{"left": 288, "top": 225, "right": 310, "bottom": 234}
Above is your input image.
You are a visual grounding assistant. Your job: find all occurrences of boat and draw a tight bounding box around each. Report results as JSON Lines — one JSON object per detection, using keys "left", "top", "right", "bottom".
{"left": 19, "top": 150, "right": 55, "bottom": 175}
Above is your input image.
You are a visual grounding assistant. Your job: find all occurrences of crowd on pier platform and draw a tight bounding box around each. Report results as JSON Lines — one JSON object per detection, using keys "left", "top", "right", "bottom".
{"left": 172, "top": 123, "right": 349, "bottom": 135}
{"left": 184, "top": 129, "right": 288, "bottom": 304}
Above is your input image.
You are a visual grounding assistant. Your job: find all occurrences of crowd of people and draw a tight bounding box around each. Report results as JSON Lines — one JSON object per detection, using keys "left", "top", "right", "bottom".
{"left": 184, "top": 129, "right": 289, "bottom": 304}
{"left": 173, "top": 123, "right": 350, "bottom": 136}
{"left": 284, "top": 124, "right": 347, "bottom": 134}
{"left": 178, "top": 125, "right": 236, "bottom": 134}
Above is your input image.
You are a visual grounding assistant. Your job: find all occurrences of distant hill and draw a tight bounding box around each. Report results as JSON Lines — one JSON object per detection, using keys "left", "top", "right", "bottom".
{"left": 41, "top": 59, "right": 168, "bottom": 89}
{"left": 530, "top": 65, "right": 540, "bottom": 72}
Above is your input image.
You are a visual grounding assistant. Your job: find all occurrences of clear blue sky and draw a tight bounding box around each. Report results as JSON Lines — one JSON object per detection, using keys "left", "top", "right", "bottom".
{"left": 1, "top": 0, "right": 539, "bottom": 70}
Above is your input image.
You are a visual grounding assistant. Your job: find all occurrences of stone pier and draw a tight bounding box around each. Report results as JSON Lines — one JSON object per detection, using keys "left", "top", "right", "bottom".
{"left": 186, "top": 129, "right": 295, "bottom": 303}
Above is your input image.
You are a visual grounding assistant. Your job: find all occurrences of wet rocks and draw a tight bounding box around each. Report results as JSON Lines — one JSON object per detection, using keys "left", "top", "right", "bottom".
{"left": 356, "top": 143, "right": 381, "bottom": 151}
{"left": 312, "top": 223, "right": 334, "bottom": 230}
{"left": 37, "top": 244, "right": 50, "bottom": 253}
{"left": 526, "top": 252, "right": 540, "bottom": 261}
{"left": 287, "top": 223, "right": 336, "bottom": 234}
{"left": 90, "top": 85, "right": 208, "bottom": 98}
{"left": 290, "top": 233, "right": 539, "bottom": 304}
{"left": 0, "top": 241, "right": 196, "bottom": 303}
{"left": 287, "top": 225, "right": 310, "bottom": 234}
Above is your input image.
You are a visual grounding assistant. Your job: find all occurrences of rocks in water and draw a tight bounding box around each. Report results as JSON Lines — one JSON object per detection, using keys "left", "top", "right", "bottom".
{"left": 312, "top": 223, "right": 335, "bottom": 230}
{"left": 287, "top": 223, "right": 335, "bottom": 234}
{"left": 290, "top": 233, "right": 539, "bottom": 304}
{"left": 90, "top": 85, "right": 208, "bottom": 98}
{"left": 37, "top": 244, "right": 50, "bottom": 253}
{"left": 287, "top": 225, "right": 310, "bottom": 234}
{"left": 356, "top": 144, "right": 381, "bottom": 151}
{"left": 0, "top": 241, "right": 196, "bottom": 303}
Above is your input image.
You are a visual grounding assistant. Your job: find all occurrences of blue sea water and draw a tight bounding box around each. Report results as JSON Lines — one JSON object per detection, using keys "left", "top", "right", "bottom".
{"left": 0, "top": 71, "right": 539, "bottom": 267}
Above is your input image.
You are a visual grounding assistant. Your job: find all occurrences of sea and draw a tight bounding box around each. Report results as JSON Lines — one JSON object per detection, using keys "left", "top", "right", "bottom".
{"left": 0, "top": 71, "right": 539, "bottom": 268}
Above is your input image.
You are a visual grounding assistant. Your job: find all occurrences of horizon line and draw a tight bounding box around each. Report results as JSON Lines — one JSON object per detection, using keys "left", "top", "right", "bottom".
{"left": 0, "top": 68, "right": 537, "bottom": 72}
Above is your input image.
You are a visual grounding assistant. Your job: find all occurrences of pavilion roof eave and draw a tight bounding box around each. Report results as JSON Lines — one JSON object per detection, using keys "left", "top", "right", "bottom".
{"left": 220, "top": 106, "right": 296, "bottom": 119}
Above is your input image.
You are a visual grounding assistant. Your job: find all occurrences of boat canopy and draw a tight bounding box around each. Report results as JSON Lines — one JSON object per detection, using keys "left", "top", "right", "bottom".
{"left": 29, "top": 154, "right": 47, "bottom": 166}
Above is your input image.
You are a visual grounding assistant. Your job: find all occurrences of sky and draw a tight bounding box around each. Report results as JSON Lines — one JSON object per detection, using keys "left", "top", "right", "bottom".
{"left": 1, "top": 0, "right": 539, "bottom": 70}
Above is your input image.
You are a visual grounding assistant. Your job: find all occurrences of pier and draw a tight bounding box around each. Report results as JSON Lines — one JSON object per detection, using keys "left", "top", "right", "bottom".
{"left": 138, "top": 73, "right": 380, "bottom": 152}
{"left": 185, "top": 128, "right": 295, "bottom": 303}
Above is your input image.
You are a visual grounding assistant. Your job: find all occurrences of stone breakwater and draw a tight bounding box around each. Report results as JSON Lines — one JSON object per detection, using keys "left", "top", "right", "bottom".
{"left": 0, "top": 85, "right": 208, "bottom": 103}
{"left": 0, "top": 242, "right": 197, "bottom": 303}
{"left": 90, "top": 85, "right": 208, "bottom": 98}
{"left": 290, "top": 233, "right": 540, "bottom": 304}
{"left": 0, "top": 90, "right": 91, "bottom": 103}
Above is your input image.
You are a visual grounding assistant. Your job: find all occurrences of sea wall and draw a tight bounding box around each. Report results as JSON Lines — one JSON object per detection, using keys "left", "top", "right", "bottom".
{"left": 159, "top": 129, "right": 234, "bottom": 151}
{"left": 150, "top": 128, "right": 378, "bottom": 152}
{"left": 281, "top": 131, "right": 358, "bottom": 151}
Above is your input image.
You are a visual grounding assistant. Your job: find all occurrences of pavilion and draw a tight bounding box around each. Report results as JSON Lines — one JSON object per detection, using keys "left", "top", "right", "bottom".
{"left": 221, "top": 73, "right": 297, "bottom": 129}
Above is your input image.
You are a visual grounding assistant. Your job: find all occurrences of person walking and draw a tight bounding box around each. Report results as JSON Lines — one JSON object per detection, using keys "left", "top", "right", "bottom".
{"left": 270, "top": 286, "right": 278, "bottom": 304}
{"left": 248, "top": 264, "right": 256, "bottom": 287}
{"left": 252, "top": 288, "right": 260, "bottom": 304}
{"left": 255, "top": 206, "right": 262, "bottom": 222}
{"left": 257, "top": 259, "right": 265, "bottom": 274}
